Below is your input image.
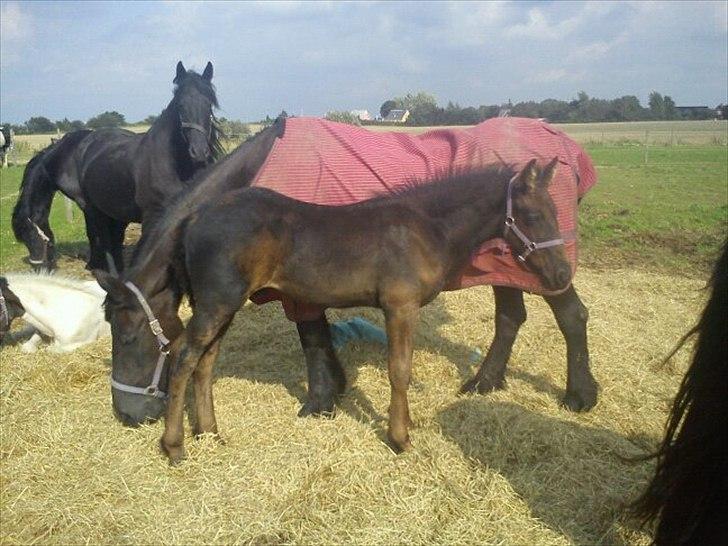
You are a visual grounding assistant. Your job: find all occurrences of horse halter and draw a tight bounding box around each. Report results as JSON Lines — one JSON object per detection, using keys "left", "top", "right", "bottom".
{"left": 27, "top": 218, "right": 51, "bottom": 266}
{"left": 504, "top": 174, "right": 565, "bottom": 263}
{"left": 109, "top": 281, "right": 170, "bottom": 400}
{"left": 179, "top": 113, "right": 211, "bottom": 138}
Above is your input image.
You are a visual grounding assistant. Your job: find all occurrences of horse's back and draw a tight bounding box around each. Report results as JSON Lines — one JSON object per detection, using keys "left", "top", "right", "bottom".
{"left": 77, "top": 129, "right": 143, "bottom": 222}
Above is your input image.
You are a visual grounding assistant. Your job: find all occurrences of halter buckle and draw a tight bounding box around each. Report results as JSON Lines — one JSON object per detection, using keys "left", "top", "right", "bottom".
{"left": 149, "top": 319, "right": 163, "bottom": 337}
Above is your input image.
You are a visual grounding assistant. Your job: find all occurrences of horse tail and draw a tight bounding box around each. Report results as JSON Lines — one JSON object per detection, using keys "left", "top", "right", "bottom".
{"left": 632, "top": 240, "right": 728, "bottom": 543}
{"left": 11, "top": 148, "right": 55, "bottom": 245}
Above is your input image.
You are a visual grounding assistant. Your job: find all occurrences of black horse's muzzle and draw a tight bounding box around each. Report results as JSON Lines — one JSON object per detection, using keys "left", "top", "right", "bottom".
{"left": 112, "top": 388, "right": 166, "bottom": 426}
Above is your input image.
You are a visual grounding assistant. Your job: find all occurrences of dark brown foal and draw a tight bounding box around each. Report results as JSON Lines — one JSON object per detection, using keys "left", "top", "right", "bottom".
{"left": 144, "top": 159, "right": 570, "bottom": 462}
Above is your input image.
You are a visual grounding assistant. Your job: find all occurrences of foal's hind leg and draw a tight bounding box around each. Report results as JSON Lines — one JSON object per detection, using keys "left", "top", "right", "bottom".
{"left": 461, "top": 286, "right": 526, "bottom": 394}
{"left": 544, "top": 285, "right": 598, "bottom": 411}
{"left": 296, "top": 315, "right": 347, "bottom": 418}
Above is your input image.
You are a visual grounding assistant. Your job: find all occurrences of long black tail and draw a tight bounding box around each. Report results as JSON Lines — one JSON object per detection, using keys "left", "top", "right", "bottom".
{"left": 632, "top": 240, "right": 728, "bottom": 544}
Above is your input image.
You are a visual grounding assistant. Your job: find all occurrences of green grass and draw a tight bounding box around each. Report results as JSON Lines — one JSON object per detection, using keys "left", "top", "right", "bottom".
{"left": 579, "top": 145, "right": 727, "bottom": 274}
{"left": 0, "top": 167, "right": 88, "bottom": 271}
{"left": 1, "top": 144, "right": 726, "bottom": 277}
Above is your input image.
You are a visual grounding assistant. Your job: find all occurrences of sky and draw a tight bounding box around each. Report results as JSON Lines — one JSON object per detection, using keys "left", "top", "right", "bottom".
{"left": 1, "top": 0, "right": 727, "bottom": 124}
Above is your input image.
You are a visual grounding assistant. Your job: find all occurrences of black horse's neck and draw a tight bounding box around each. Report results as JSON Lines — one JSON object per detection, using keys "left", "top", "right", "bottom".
{"left": 144, "top": 105, "right": 197, "bottom": 181}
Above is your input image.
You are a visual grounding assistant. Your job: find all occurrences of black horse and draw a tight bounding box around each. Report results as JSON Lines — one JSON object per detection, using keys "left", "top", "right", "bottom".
{"left": 632, "top": 241, "right": 727, "bottom": 544}
{"left": 12, "top": 61, "right": 223, "bottom": 272}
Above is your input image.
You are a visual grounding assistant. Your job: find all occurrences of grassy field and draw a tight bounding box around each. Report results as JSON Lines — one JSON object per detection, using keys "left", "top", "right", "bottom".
{"left": 0, "top": 122, "right": 726, "bottom": 545}
{"left": 2, "top": 140, "right": 725, "bottom": 276}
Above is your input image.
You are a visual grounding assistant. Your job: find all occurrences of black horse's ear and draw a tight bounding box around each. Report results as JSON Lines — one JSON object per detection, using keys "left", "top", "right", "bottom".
{"left": 202, "top": 61, "right": 213, "bottom": 81}
{"left": 174, "top": 61, "right": 186, "bottom": 84}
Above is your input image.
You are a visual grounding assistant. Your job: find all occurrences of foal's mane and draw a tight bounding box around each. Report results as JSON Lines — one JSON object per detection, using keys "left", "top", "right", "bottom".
{"left": 366, "top": 164, "right": 515, "bottom": 215}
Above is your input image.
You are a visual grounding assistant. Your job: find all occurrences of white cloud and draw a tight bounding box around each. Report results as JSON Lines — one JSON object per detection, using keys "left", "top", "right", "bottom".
{"left": 0, "top": 2, "right": 29, "bottom": 42}
{"left": 504, "top": 7, "right": 579, "bottom": 40}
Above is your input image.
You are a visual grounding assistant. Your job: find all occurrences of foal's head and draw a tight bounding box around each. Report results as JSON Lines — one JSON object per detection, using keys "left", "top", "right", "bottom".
{"left": 171, "top": 61, "right": 219, "bottom": 165}
{"left": 506, "top": 158, "right": 571, "bottom": 291}
{"left": 95, "top": 270, "right": 184, "bottom": 426}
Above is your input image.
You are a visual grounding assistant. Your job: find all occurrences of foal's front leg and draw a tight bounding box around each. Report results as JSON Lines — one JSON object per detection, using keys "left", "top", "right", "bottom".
{"left": 383, "top": 303, "right": 418, "bottom": 453}
{"left": 296, "top": 315, "right": 347, "bottom": 417}
{"left": 161, "top": 311, "right": 235, "bottom": 464}
{"left": 544, "top": 285, "right": 598, "bottom": 411}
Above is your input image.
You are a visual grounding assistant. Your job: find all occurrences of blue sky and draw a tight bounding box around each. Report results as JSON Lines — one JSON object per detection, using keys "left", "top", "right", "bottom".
{"left": 1, "top": 0, "right": 726, "bottom": 124}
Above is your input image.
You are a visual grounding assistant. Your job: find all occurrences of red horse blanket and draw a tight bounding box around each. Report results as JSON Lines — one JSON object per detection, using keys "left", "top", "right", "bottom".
{"left": 250, "top": 117, "right": 597, "bottom": 320}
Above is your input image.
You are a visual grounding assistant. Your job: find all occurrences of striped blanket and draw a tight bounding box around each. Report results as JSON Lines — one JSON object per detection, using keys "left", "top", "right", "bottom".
{"left": 250, "top": 117, "right": 597, "bottom": 321}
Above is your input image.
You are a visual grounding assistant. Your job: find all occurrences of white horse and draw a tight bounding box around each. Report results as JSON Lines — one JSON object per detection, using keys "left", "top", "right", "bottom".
{"left": 2, "top": 272, "right": 110, "bottom": 352}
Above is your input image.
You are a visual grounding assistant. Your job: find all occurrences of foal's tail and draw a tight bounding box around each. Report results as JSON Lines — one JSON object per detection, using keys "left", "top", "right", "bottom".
{"left": 631, "top": 240, "right": 728, "bottom": 544}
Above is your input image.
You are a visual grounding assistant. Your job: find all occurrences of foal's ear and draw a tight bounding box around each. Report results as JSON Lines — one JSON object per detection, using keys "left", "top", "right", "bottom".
{"left": 174, "top": 61, "right": 186, "bottom": 84}
{"left": 539, "top": 157, "right": 559, "bottom": 188}
{"left": 202, "top": 61, "right": 213, "bottom": 81}
{"left": 93, "top": 270, "right": 131, "bottom": 304}
{"left": 516, "top": 158, "right": 539, "bottom": 191}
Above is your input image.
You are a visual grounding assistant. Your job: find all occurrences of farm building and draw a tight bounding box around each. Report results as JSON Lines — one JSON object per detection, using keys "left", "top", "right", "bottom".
{"left": 382, "top": 109, "right": 410, "bottom": 123}
{"left": 350, "top": 110, "right": 373, "bottom": 121}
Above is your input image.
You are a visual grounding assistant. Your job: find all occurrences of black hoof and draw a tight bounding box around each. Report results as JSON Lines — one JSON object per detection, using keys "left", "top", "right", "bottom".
{"left": 561, "top": 388, "right": 598, "bottom": 412}
{"left": 459, "top": 375, "right": 505, "bottom": 395}
{"left": 298, "top": 399, "right": 336, "bottom": 418}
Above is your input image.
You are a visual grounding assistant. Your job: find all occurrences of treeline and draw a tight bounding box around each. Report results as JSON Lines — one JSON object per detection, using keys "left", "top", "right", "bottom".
{"left": 2, "top": 111, "right": 250, "bottom": 137}
{"left": 375, "top": 91, "right": 725, "bottom": 126}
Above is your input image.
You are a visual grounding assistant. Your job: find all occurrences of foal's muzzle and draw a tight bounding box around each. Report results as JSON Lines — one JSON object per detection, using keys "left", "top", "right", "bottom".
{"left": 112, "top": 388, "right": 166, "bottom": 426}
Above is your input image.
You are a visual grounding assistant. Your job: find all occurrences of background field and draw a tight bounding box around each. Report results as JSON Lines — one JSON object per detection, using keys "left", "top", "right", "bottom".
{"left": 1, "top": 120, "right": 726, "bottom": 545}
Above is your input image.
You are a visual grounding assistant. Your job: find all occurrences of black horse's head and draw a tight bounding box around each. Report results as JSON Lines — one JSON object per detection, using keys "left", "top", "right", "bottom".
{"left": 0, "top": 278, "right": 25, "bottom": 345}
{"left": 172, "top": 61, "right": 220, "bottom": 165}
{"left": 94, "top": 269, "right": 184, "bottom": 426}
{"left": 505, "top": 158, "right": 572, "bottom": 292}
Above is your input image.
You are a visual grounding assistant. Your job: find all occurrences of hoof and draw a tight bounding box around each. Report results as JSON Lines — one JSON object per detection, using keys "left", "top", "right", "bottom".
{"left": 387, "top": 433, "right": 413, "bottom": 454}
{"left": 298, "top": 399, "right": 336, "bottom": 418}
{"left": 459, "top": 375, "right": 505, "bottom": 395}
{"left": 562, "top": 388, "right": 598, "bottom": 412}
{"left": 160, "top": 439, "right": 186, "bottom": 466}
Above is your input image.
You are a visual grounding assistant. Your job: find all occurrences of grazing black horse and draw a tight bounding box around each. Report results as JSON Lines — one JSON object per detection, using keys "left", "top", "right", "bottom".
{"left": 95, "top": 158, "right": 583, "bottom": 464}
{"left": 632, "top": 241, "right": 727, "bottom": 545}
{"left": 12, "top": 61, "right": 223, "bottom": 272}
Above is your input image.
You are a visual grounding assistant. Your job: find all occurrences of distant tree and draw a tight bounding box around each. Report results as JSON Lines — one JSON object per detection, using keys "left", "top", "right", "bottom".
{"left": 217, "top": 117, "right": 251, "bottom": 137}
{"left": 380, "top": 100, "right": 399, "bottom": 118}
{"left": 143, "top": 115, "right": 159, "bottom": 125}
{"left": 609, "top": 95, "right": 646, "bottom": 121}
{"left": 663, "top": 96, "right": 677, "bottom": 120}
{"left": 718, "top": 104, "right": 728, "bottom": 120}
{"left": 55, "top": 118, "right": 73, "bottom": 132}
{"left": 86, "top": 111, "right": 126, "bottom": 129}
{"left": 649, "top": 91, "right": 665, "bottom": 119}
{"left": 324, "top": 111, "right": 361, "bottom": 126}
{"left": 25, "top": 116, "right": 56, "bottom": 133}
{"left": 278, "top": 110, "right": 289, "bottom": 119}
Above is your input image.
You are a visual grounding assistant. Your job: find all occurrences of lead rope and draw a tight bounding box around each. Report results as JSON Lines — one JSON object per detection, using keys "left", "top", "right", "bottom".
{"left": 503, "top": 174, "right": 565, "bottom": 263}
{"left": 109, "top": 281, "right": 170, "bottom": 399}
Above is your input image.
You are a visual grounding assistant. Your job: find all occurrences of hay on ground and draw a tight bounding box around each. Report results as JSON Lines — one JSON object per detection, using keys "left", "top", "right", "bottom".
{"left": 0, "top": 267, "right": 703, "bottom": 545}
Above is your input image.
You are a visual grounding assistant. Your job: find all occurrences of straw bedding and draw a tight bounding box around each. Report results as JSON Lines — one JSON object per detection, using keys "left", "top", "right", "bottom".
{"left": 0, "top": 267, "right": 702, "bottom": 545}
